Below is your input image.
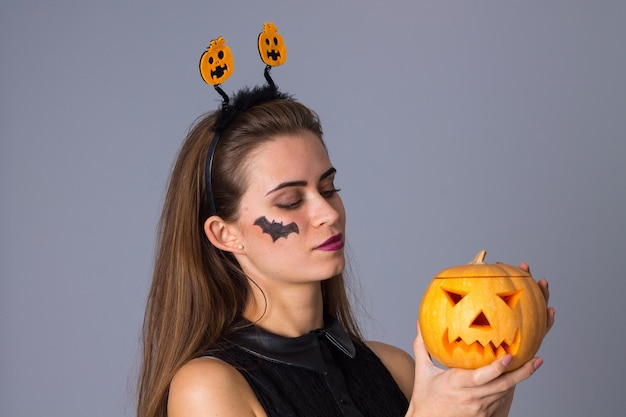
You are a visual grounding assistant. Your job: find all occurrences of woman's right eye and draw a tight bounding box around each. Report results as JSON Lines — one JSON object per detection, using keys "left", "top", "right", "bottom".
{"left": 276, "top": 200, "right": 302, "bottom": 210}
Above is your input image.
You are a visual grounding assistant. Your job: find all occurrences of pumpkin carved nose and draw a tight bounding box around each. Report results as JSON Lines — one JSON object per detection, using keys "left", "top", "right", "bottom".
{"left": 471, "top": 311, "right": 491, "bottom": 328}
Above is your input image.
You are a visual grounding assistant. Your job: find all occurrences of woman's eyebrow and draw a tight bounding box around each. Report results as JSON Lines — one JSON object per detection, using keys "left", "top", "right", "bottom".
{"left": 265, "top": 180, "right": 307, "bottom": 196}
{"left": 320, "top": 167, "right": 336, "bottom": 181}
{"left": 265, "top": 167, "right": 337, "bottom": 196}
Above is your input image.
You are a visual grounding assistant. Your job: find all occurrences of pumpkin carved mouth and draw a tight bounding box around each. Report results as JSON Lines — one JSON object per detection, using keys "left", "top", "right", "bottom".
{"left": 442, "top": 328, "right": 521, "bottom": 359}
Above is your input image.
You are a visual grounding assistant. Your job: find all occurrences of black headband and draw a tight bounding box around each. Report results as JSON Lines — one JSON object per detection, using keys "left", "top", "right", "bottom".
{"left": 199, "top": 23, "right": 289, "bottom": 216}
{"left": 204, "top": 84, "right": 292, "bottom": 216}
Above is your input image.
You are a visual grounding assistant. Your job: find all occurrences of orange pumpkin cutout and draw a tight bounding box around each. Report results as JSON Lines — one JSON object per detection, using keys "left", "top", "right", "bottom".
{"left": 419, "top": 250, "right": 546, "bottom": 370}
{"left": 199, "top": 37, "right": 234, "bottom": 86}
{"left": 258, "top": 22, "right": 287, "bottom": 66}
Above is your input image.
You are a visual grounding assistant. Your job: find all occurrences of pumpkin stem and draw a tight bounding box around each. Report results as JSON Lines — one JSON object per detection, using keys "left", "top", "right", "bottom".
{"left": 470, "top": 250, "right": 487, "bottom": 265}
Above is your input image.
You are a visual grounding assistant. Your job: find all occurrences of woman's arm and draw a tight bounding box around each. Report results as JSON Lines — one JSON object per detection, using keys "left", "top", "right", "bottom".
{"left": 366, "top": 340, "right": 416, "bottom": 400}
{"left": 168, "top": 357, "right": 267, "bottom": 417}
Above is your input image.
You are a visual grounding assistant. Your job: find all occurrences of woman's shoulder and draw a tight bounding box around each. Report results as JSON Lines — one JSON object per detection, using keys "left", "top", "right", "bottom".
{"left": 168, "top": 356, "right": 267, "bottom": 417}
{"left": 365, "top": 340, "right": 415, "bottom": 399}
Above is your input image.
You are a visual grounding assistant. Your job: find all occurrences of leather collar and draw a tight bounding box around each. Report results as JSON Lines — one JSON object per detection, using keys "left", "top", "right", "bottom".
{"left": 225, "top": 317, "right": 356, "bottom": 373}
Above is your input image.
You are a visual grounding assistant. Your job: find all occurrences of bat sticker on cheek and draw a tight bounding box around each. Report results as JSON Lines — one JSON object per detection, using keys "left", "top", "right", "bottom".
{"left": 254, "top": 216, "right": 299, "bottom": 242}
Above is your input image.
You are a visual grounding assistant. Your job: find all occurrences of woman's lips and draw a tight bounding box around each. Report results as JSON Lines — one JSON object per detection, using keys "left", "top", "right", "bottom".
{"left": 316, "top": 233, "right": 344, "bottom": 251}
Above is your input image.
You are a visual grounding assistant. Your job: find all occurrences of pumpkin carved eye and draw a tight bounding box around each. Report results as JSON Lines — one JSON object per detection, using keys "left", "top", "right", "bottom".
{"left": 497, "top": 290, "right": 523, "bottom": 308}
{"left": 442, "top": 288, "right": 466, "bottom": 306}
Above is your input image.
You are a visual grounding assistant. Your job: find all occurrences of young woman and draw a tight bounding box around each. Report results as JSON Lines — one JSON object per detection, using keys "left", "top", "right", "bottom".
{"left": 137, "top": 86, "right": 554, "bottom": 417}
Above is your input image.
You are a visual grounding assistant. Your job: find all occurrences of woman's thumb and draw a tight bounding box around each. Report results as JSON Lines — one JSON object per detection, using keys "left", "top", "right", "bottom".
{"left": 413, "top": 321, "right": 435, "bottom": 369}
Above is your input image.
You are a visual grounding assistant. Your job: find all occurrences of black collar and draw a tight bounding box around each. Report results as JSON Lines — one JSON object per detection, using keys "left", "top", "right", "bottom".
{"left": 225, "top": 317, "right": 356, "bottom": 373}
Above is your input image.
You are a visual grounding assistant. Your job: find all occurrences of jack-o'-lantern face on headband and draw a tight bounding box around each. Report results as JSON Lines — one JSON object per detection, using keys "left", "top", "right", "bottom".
{"left": 199, "top": 36, "right": 234, "bottom": 85}
{"left": 258, "top": 22, "right": 286, "bottom": 66}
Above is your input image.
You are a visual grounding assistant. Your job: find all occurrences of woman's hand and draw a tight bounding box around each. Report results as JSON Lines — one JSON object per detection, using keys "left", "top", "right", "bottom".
{"left": 406, "top": 323, "right": 542, "bottom": 417}
{"left": 519, "top": 262, "right": 556, "bottom": 335}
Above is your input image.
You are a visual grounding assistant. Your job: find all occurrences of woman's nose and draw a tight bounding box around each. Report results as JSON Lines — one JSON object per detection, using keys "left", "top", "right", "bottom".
{"left": 312, "top": 194, "right": 343, "bottom": 227}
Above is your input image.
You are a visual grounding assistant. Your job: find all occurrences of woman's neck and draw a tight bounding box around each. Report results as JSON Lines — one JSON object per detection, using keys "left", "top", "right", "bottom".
{"left": 243, "top": 281, "right": 325, "bottom": 337}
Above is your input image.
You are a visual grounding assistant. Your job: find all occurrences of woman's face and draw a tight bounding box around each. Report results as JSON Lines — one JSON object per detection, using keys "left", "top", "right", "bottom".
{"left": 232, "top": 131, "right": 346, "bottom": 288}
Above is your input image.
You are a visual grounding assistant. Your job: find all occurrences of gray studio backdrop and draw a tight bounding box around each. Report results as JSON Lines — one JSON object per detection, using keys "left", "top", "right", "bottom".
{"left": 2, "top": 1, "right": 625, "bottom": 416}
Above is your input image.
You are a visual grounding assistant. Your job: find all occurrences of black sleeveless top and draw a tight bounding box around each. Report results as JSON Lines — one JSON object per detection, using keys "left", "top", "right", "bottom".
{"left": 204, "top": 318, "right": 409, "bottom": 417}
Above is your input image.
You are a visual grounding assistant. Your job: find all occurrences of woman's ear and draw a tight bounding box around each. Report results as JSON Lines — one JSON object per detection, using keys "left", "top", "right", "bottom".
{"left": 204, "top": 216, "right": 243, "bottom": 253}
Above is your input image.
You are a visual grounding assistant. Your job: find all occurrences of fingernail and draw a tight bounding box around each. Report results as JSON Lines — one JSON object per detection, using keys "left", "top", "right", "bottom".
{"left": 501, "top": 355, "right": 513, "bottom": 367}
{"left": 533, "top": 358, "right": 544, "bottom": 370}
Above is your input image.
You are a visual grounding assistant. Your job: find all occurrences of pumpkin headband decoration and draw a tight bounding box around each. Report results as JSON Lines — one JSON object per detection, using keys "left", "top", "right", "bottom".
{"left": 199, "top": 22, "right": 290, "bottom": 216}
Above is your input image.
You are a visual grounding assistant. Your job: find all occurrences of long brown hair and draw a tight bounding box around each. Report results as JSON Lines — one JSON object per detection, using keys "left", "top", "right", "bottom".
{"left": 137, "top": 98, "right": 362, "bottom": 417}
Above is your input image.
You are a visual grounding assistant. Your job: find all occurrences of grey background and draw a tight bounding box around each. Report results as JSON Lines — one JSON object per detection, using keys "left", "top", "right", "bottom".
{"left": 2, "top": 1, "right": 625, "bottom": 416}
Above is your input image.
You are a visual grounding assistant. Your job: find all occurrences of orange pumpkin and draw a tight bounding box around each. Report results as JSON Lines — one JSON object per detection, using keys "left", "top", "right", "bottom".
{"left": 419, "top": 250, "right": 546, "bottom": 370}
{"left": 258, "top": 22, "right": 287, "bottom": 66}
{"left": 199, "top": 36, "right": 234, "bottom": 86}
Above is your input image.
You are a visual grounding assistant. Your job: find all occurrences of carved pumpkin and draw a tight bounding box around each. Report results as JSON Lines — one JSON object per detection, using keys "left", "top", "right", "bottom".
{"left": 258, "top": 22, "right": 287, "bottom": 66}
{"left": 199, "top": 36, "right": 234, "bottom": 86}
{"left": 419, "top": 250, "right": 546, "bottom": 370}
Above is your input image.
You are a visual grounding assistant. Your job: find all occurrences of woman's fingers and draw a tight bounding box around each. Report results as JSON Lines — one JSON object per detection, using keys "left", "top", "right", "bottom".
{"left": 466, "top": 354, "right": 513, "bottom": 387}
{"left": 546, "top": 305, "right": 556, "bottom": 333}
{"left": 493, "top": 356, "right": 543, "bottom": 391}
{"left": 537, "top": 278, "right": 556, "bottom": 333}
{"left": 538, "top": 277, "right": 550, "bottom": 303}
{"left": 522, "top": 265, "right": 555, "bottom": 335}
{"left": 413, "top": 321, "right": 436, "bottom": 373}
{"left": 459, "top": 352, "right": 544, "bottom": 393}
{"left": 518, "top": 261, "right": 530, "bottom": 273}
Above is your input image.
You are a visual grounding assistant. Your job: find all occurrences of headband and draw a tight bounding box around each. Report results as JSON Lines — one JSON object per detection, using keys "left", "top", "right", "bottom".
{"left": 199, "top": 22, "right": 289, "bottom": 216}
